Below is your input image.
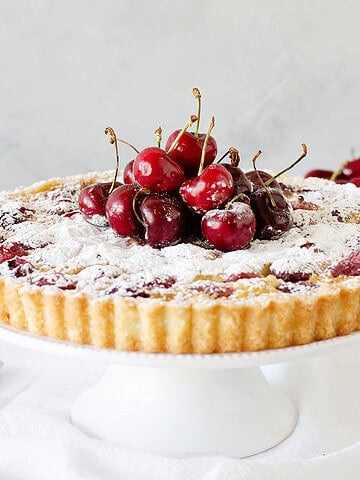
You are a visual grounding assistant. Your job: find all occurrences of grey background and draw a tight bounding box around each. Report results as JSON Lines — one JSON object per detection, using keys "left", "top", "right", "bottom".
{"left": 1, "top": 0, "right": 360, "bottom": 190}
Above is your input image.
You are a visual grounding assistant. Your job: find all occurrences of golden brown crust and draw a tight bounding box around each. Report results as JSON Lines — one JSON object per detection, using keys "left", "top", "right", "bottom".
{"left": 1, "top": 276, "right": 359, "bottom": 353}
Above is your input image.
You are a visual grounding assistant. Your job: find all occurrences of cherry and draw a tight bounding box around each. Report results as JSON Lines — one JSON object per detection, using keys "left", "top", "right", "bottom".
{"left": 304, "top": 169, "right": 334, "bottom": 180}
{"left": 139, "top": 194, "right": 185, "bottom": 248}
{"left": 165, "top": 90, "right": 217, "bottom": 176}
{"left": 217, "top": 148, "right": 252, "bottom": 196}
{"left": 331, "top": 251, "right": 360, "bottom": 277}
{"left": 270, "top": 268, "right": 311, "bottom": 282}
{"left": 180, "top": 164, "right": 234, "bottom": 213}
{"left": 133, "top": 147, "right": 185, "bottom": 192}
{"left": 201, "top": 203, "right": 256, "bottom": 251}
{"left": 79, "top": 182, "right": 121, "bottom": 220}
{"left": 246, "top": 170, "right": 281, "bottom": 191}
{"left": 223, "top": 164, "right": 252, "bottom": 196}
{"left": 341, "top": 158, "right": 360, "bottom": 178}
{"left": 106, "top": 184, "right": 143, "bottom": 237}
{"left": 347, "top": 176, "right": 360, "bottom": 187}
{"left": 79, "top": 127, "right": 127, "bottom": 222}
{"left": 123, "top": 159, "right": 135, "bottom": 184}
{"left": 0, "top": 242, "right": 28, "bottom": 263}
{"left": 250, "top": 187, "right": 292, "bottom": 240}
{"left": 165, "top": 131, "right": 217, "bottom": 177}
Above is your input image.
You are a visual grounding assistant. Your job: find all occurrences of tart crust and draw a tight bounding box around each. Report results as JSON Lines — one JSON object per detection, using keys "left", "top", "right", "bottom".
{"left": 0, "top": 173, "right": 360, "bottom": 353}
{"left": 0, "top": 275, "right": 359, "bottom": 353}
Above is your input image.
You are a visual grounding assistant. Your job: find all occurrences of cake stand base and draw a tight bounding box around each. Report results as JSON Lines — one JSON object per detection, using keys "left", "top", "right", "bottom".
{"left": 1, "top": 325, "right": 359, "bottom": 458}
{"left": 71, "top": 364, "right": 297, "bottom": 457}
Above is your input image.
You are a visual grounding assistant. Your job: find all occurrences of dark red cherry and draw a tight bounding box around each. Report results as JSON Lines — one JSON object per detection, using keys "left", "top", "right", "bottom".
{"left": 304, "top": 169, "right": 350, "bottom": 182}
{"left": 250, "top": 188, "right": 292, "bottom": 240}
{"left": 139, "top": 194, "right": 185, "bottom": 248}
{"left": 341, "top": 158, "right": 360, "bottom": 179}
{"left": 201, "top": 203, "right": 256, "bottom": 251}
{"left": 165, "top": 131, "right": 217, "bottom": 177}
{"left": 133, "top": 147, "right": 184, "bottom": 192}
{"left": 105, "top": 184, "right": 143, "bottom": 237}
{"left": 223, "top": 164, "right": 252, "bottom": 196}
{"left": 123, "top": 159, "right": 135, "bottom": 184}
{"left": 245, "top": 170, "right": 281, "bottom": 191}
{"left": 304, "top": 169, "right": 333, "bottom": 180}
{"left": 179, "top": 164, "right": 234, "bottom": 213}
{"left": 79, "top": 182, "right": 121, "bottom": 220}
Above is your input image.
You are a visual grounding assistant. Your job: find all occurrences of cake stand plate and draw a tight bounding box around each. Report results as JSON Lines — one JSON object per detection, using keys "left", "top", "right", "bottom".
{"left": 1, "top": 325, "right": 359, "bottom": 458}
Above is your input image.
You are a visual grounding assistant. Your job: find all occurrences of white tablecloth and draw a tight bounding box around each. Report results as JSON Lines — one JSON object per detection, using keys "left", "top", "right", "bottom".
{"left": 0, "top": 340, "right": 359, "bottom": 479}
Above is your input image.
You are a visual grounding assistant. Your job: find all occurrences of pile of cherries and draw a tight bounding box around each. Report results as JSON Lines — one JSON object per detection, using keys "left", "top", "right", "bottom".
{"left": 78, "top": 89, "right": 306, "bottom": 252}
{"left": 305, "top": 157, "right": 360, "bottom": 186}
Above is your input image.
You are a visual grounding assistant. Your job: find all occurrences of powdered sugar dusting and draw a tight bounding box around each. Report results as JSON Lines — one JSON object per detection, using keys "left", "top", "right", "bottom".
{"left": 0, "top": 172, "right": 359, "bottom": 301}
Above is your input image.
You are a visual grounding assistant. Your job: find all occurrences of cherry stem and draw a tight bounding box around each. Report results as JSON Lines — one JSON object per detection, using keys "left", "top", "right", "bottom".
{"left": 216, "top": 149, "right": 230, "bottom": 164}
{"left": 229, "top": 147, "right": 240, "bottom": 167}
{"left": 226, "top": 192, "right": 250, "bottom": 208}
{"left": 167, "top": 115, "right": 198, "bottom": 154}
{"left": 117, "top": 138, "right": 139, "bottom": 154}
{"left": 104, "top": 127, "right": 120, "bottom": 194}
{"left": 155, "top": 127, "right": 162, "bottom": 148}
{"left": 198, "top": 116, "right": 215, "bottom": 176}
{"left": 252, "top": 150, "right": 276, "bottom": 208}
{"left": 192, "top": 87, "right": 201, "bottom": 138}
{"left": 264, "top": 143, "right": 308, "bottom": 186}
{"left": 132, "top": 188, "right": 149, "bottom": 227}
{"left": 216, "top": 147, "right": 240, "bottom": 166}
{"left": 330, "top": 161, "right": 348, "bottom": 181}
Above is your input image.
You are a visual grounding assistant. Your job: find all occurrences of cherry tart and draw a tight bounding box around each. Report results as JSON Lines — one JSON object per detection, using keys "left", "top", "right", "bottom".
{"left": 0, "top": 172, "right": 360, "bottom": 353}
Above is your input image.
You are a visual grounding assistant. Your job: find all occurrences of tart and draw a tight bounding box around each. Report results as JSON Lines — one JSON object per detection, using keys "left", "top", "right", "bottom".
{"left": 0, "top": 171, "right": 359, "bottom": 353}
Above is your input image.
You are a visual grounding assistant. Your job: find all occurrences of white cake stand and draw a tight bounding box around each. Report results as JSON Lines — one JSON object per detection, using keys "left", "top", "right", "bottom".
{"left": 0, "top": 325, "right": 359, "bottom": 458}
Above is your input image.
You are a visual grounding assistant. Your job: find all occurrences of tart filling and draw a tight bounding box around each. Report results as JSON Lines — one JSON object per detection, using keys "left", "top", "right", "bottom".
{"left": 0, "top": 172, "right": 359, "bottom": 353}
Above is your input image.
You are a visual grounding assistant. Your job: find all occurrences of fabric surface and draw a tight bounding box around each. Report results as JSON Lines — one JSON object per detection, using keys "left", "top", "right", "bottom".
{"left": 0, "top": 340, "right": 359, "bottom": 479}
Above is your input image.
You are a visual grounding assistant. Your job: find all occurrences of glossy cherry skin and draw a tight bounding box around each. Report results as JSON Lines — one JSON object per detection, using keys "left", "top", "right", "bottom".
{"left": 165, "top": 131, "right": 217, "bottom": 177}
{"left": 139, "top": 194, "right": 185, "bottom": 248}
{"left": 105, "top": 184, "right": 143, "bottom": 237}
{"left": 123, "top": 159, "right": 135, "bottom": 184}
{"left": 79, "top": 182, "right": 121, "bottom": 220}
{"left": 250, "top": 188, "right": 292, "bottom": 240}
{"left": 341, "top": 158, "right": 360, "bottom": 178}
{"left": 347, "top": 176, "right": 360, "bottom": 187}
{"left": 223, "top": 164, "right": 252, "bottom": 196}
{"left": 304, "top": 169, "right": 333, "bottom": 180}
{"left": 133, "top": 147, "right": 184, "bottom": 192}
{"left": 202, "top": 203, "right": 256, "bottom": 252}
{"left": 180, "top": 164, "right": 234, "bottom": 213}
{"left": 245, "top": 170, "right": 281, "bottom": 191}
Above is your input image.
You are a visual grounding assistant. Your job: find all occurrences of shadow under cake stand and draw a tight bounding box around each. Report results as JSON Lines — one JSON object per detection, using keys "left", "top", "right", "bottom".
{"left": 0, "top": 325, "right": 359, "bottom": 458}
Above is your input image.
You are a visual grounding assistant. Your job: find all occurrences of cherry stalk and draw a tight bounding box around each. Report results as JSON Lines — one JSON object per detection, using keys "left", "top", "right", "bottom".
{"left": 198, "top": 116, "right": 215, "bottom": 175}
{"left": 192, "top": 87, "right": 201, "bottom": 138}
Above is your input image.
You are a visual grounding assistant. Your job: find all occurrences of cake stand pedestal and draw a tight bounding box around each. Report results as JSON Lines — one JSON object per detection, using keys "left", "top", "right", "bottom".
{"left": 0, "top": 325, "right": 359, "bottom": 458}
